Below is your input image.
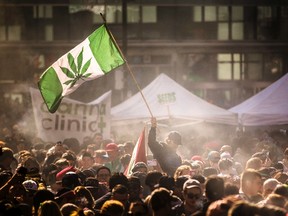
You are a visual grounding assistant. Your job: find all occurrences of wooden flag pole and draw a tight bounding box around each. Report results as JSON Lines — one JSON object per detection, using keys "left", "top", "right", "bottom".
{"left": 100, "top": 13, "right": 154, "bottom": 118}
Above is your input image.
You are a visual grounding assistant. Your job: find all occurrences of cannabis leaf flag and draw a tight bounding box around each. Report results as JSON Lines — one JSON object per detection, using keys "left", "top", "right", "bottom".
{"left": 38, "top": 24, "right": 125, "bottom": 113}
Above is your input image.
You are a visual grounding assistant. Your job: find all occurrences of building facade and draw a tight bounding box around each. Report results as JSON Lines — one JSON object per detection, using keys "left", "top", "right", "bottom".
{"left": 0, "top": 0, "right": 288, "bottom": 108}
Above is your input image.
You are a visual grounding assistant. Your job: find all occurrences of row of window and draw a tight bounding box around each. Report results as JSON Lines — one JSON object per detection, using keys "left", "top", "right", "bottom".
{"left": 0, "top": 5, "right": 287, "bottom": 41}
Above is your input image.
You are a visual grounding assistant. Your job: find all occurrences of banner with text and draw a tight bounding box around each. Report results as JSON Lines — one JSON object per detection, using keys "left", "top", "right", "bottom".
{"left": 30, "top": 88, "right": 111, "bottom": 143}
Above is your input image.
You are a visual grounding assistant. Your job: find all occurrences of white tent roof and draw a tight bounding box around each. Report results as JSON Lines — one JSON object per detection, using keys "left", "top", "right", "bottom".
{"left": 229, "top": 73, "right": 288, "bottom": 126}
{"left": 112, "top": 73, "right": 237, "bottom": 126}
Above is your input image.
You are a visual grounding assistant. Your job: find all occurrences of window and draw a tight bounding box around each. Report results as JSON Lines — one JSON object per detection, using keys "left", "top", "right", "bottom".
{"left": 193, "top": 6, "right": 202, "bottom": 22}
{"left": 193, "top": 6, "right": 243, "bottom": 40}
{"left": 245, "top": 54, "right": 262, "bottom": 80}
{"left": 231, "top": 6, "right": 243, "bottom": 40}
{"left": 218, "top": 23, "right": 229, "bottom": 40}
{"left": 8, "top": 25, "right": 21, "bottom": 41}
{"left": 217, "top": 53, "right": 244, "bottom": 80}
{"left": 142, "top": 6, "right": 157, "bottom": 23}
{"left": 127, "top": 5, "right": 140, "bottom": 23}
{"left": 33, "top": 5, "right": 53, "bottom": 18}
{"left": 106, "top": 5, "right": 122, "bottom": 23}
{"left": 218, "top": 6, "right": 243, "bottom": 40}
{"left": 45, "top": 25, "right": 53, "bottom": 41}
{"left": 0, "top": 26, "right": 5, "bottom": 41}
{"left": 257, "top": 6, "right": 279, "bottom": 40}
{"left": 204, "top": 6, "right": 216, "bottom": 21}
{"left": 218, "top": 53, "right": 264, "bottom": 81}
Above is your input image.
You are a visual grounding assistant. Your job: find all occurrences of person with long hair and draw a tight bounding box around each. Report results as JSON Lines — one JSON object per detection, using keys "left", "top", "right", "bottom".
{"left": 37, "top": 200, "right": 63, "bottom": 216}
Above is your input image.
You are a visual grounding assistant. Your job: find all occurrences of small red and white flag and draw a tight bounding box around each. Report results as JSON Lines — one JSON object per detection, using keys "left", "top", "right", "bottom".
{"left": 124, "top": 128, "right": 147, "bottom": 176}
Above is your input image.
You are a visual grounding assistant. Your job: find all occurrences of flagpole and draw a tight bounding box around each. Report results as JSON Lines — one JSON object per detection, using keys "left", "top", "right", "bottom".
{"left": 100, "top": 13, "right": 154, "bottom": 118}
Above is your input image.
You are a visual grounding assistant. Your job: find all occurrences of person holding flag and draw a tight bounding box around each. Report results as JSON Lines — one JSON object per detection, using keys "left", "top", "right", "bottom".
{"left": 148, "top": 117, "right": 182, "bottom": 177}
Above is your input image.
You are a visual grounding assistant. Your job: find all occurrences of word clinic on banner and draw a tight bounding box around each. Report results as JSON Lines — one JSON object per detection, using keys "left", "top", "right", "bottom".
{"left": 30, "top": 88, "right": 111, "bottom": 143}
{"left": 40, "top": 103, "right": 106, "bottom": 132}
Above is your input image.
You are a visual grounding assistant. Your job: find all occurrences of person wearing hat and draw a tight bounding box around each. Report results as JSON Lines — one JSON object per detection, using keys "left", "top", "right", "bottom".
{"left": 131, "top": 162, "right": 148, "bottom": 174}
{"left": 181, "top": 179, "right": 203, "bottom": 215}
{"left": 0, "top": 147, "right": 17, "bottom": 172}
{"left": 105, "top": 143, "right": 124, "bottom": 173}
{"left": 148, "top": 117, "right": 182, "bottom": 177}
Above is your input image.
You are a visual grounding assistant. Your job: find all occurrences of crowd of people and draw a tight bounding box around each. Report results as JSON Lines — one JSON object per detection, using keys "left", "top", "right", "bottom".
{"left": 0, "top": 115, "right": 288, "bottom": 216}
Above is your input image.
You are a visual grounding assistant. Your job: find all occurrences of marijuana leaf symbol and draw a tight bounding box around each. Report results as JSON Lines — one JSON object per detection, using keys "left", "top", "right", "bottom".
{"left": 61, "top": 48, "right": 92, "bottom": 88}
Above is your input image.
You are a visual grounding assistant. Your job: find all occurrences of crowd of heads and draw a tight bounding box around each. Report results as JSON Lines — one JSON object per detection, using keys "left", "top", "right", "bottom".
{"left": 0, "top": 120, "right": 288, "bottom": 216}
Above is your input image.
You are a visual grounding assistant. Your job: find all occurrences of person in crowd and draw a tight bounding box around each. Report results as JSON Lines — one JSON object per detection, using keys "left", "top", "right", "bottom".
{"left": 60, "top": 203, "right": 79, "bottom": 216}
{"left": 62, "top": 138, "right": 81, "bottom": 156}
{"left": 228, "top": 200, "right": 287, "bottom": 216}
{"left": 94, "top": 150, "right": 109, "bottom": 166}
{"left": 54, "top": 158, "right": 70, "bottom": 172}
{"left": 149, "top": 187, "right": 181, "bottom": 216}
{"left": 181, "top": 178, "right": 204, "bottom": 215}
{"left": 100, "top": 200, "right": 124, "bottom": 216}
{"left": 79, "top": 151, "right": 95, "bottom": 171}
{"left": 37, "top": 200, "right": 63, "bottom": 216}
{"left": 120, "top": 154, "right": 131, "bottom": 173}
{"left": 128, "top": 201, "right": 148, "bottom": 216}
{"left": 94, "top": 172, "right": 128, "bottom": 210}
{"left": 92, "top": 132, "right": 103, "bottom": 150}
{"left": 96, "top": 166, "right": 111, "bottom": 185}
{"left": 245, "top": 157, "right": 263, "bottom": 170}
{"left": 202, "top": 175, "right": 225, "bottom": 214}
{"left": 206, "top": 151, "right": 221, "bottom": 170}
{"left": 238, "top": 169, "right": 264, "bottom": 203}
{"left": 131, "top": 162, "right": 148, "bottom": 175}
{"left": 218, "top": 158, "right": 234, "bottom": 179}
{"left": 258, "top": 193, "right": 288, "bottom": 210}
{"left": 206, "top": 195, "right": 240, "bottom": 216}
{"left": 110, "top": 184, "right": 130, "bottom": 214}
{"left": 54, "top": 189, "right": 76, "bottom": 209}
{"left": 73, "top": 185, "right": 95, "bottom": 210}
{"left": 105, "top": 143, "right": 124, "bottom": 173}
{"left": 148, "top": 117, "right": 182, "bottom": 177}
{"left": 224, "top": 183, "right": 240, "bottom": 197}
{"left": 272, "top": 184, "right": 288, "bottom": 199}
{"left": 0, "top": 147, "right": 17, "bottom": 172}
{"left": 127, "top": 176, "right": 143, "bottom": 203}
{"left": 174, "top": 175, "right": 190, "bottom": 201}
{"left": 61, "top": 171, "right": 82, "bottom": 190}
{"left": 203, "top": 167, "right": 218, "bottom": 178}
{"left": 262, "top": 178, "right": 281, "bottom": 199}
{"left": 220, "top": 145, "right": 233, "bottom": 156}
{"left": 174, "top": 165, "right": 192, "bottom": 180}
{"left": 144, "top": 171, "right": 163, "bottom": 194}
{"left": 84, "top": 177, "right": 101, "bottom": 200}
{"left": 191, "top": 174, "right": 206, "bottom": 193}
{"left": 33, "top": 189, "right": 55, "bottom": 215}
{"left": 190, "top": 161, "right": 203, "bottom": 176}
{"left": 252, "top": 151, "right": 272, "bottom": 168}
{"left": 123, "top": 141, "right": 134, "bottom": 156}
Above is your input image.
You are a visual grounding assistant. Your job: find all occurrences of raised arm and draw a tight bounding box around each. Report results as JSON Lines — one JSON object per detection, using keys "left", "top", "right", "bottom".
{"left": 148, "top": 117, "right": 162, "bottom": 153}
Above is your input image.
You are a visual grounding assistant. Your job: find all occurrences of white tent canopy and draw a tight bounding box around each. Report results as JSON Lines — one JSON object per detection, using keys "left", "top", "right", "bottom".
{"left": 111, "top": 73, "right": 237, "bottom": 127}
{"left": 229, "top": 73, "right": 288, "bottom": 126}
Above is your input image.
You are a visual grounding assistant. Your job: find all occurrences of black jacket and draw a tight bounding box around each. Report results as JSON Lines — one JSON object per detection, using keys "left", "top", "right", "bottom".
{"left": 148, "top": 127, "right": 182, "bottom": 176}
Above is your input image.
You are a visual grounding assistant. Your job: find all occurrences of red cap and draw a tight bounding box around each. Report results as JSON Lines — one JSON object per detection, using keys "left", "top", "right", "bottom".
{"left": 105, "top": 143, "right": 119, "bottom": 152}
{"left": 56, "top": 166, "right": 77, "bottom": 181}
{"left": 191, "top": 155, "right": 204, "bottom": 163}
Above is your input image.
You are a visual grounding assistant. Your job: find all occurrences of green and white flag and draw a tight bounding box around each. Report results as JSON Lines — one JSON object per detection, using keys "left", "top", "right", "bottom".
{"left": 38, "top": 24, "right": 125, "bottom": 113}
